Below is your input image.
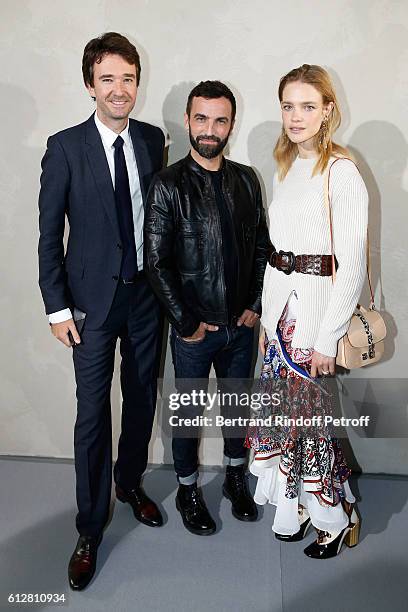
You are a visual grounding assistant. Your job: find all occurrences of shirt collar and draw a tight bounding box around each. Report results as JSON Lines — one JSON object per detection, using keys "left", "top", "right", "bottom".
{"left": 94, "top": 111, "right": 131, "bottom": 149}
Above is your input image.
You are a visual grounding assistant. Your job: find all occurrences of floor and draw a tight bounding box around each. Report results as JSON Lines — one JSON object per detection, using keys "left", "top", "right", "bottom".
{"left": 0, "top": 458, "right": 407, "bottom": 612}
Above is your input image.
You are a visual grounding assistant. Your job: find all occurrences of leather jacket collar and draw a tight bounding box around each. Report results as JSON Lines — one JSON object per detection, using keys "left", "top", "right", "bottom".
{"left": 185, "top": 152, "right": 227, "bottom": 177}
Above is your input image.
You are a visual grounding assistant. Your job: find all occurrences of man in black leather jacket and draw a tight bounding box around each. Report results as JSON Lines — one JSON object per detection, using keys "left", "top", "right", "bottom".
{"left": 145, "top": 81, "right": 270, "bottom": 535}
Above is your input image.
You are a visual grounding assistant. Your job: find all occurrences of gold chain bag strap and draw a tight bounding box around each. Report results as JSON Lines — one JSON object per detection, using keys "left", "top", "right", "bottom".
{"left": 324, "top": 158, "right": 386, "bottom": 369}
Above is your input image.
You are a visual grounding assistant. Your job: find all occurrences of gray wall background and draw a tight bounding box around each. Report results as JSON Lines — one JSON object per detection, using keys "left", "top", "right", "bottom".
{"left": 1, "top": 0, "right": 407, "bottom": 474}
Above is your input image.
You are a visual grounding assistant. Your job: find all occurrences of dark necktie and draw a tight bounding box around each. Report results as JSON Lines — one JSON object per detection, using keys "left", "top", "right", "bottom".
{"left": 113, "top": 135, "right": 137, "bottom": 281}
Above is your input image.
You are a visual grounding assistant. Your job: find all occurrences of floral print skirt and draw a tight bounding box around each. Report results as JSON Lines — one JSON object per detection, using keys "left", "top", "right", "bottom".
{"left": 246, "top": 301, "right": 355, "bottom": 534}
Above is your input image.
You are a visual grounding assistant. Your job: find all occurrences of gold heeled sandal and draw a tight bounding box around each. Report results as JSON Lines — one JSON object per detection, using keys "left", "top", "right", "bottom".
{"left": 303, "top": 500, "right": 361, "bottom": 559}
{"left": 344, "top": 503, "right": 360, "bottom": 548}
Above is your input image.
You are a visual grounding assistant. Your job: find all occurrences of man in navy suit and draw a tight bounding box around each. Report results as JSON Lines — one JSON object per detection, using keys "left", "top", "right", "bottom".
{"left": 38, "top": 32, "right": 165, "bottom": 591}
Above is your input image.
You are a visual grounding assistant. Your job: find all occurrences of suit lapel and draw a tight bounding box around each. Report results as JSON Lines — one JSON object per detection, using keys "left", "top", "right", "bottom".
{"left": 129, "top": 119, "right": 153, "bottom": 207}
{"left": 85, "top": 115, "right": 121, "bottom": 241}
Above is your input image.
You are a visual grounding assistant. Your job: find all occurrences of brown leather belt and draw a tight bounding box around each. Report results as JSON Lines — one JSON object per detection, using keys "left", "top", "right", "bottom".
{"left": 269, "top": 250, "right": 334, "bottom": 276}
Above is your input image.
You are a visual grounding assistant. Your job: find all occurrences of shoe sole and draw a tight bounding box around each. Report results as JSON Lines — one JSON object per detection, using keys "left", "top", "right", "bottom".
{"left": 175, "top": 498, "right": 216, "bottom": 536}
{"left": 222, "top": 487, "right": 258, "bottom": 522}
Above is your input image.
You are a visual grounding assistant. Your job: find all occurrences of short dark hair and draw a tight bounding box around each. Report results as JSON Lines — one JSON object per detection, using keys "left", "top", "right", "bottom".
{"left": 186, "top": 80, "right": 236, "bottom": 122}
{"left": 82, "top": 32, "right": 141, "bottom": 87}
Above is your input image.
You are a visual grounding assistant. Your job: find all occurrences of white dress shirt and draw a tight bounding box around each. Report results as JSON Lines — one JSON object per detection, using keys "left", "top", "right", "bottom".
{"left": 48, "top": 112, "right": 144, "bottom": 324}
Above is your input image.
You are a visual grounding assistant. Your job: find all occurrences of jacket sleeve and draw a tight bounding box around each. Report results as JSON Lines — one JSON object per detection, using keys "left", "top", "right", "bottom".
{"left": 38, "top": 135, "right": 71, "bottom": 314}
{"left": 246, "top": 174, "right": 272, "bottom": 314}
{"left": 144, "top": 176, "right": 200, "bottom": 337}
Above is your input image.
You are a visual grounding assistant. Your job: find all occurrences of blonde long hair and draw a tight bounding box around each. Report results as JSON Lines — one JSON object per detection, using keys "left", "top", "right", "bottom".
{"left": 274, "top": 64, "right": 350, "bottom": 180}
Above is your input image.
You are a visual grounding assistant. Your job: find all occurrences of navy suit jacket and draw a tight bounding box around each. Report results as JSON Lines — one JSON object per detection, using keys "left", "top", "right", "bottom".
{"left": 38, "top": 114, "right": 165, "bottom": 328}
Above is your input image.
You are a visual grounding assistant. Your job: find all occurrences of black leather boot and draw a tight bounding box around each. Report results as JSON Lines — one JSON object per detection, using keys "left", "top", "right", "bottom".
{"left": 176, "top": 483, "right": 216, "bottom": 535}
{"left": 222, "top": 465, "right": 258, "bottom": 522}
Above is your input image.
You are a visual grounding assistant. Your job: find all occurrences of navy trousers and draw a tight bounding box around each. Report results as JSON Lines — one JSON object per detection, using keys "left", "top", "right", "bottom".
{"left": 72, "top": 277, "right": 162, "bottom": 536}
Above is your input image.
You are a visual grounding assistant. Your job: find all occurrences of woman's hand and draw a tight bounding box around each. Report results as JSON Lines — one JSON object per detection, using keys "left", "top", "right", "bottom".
{"left": 311, "top": 351, "right": 336, "bottom": 377}
{"left": 237, "top": 309, "right": 260, "bottom": 328}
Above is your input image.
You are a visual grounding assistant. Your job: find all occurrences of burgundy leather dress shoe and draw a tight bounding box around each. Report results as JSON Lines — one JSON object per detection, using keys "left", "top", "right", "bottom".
{"left": 68, "top": 534, "right": 102, "bottom": 591}
{"left": 116, "top": 485, "right": 163, "bottom": 527}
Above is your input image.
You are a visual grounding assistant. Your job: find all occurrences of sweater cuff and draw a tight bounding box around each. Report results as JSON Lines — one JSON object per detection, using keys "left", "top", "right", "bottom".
{"left": 313, "top": 333, "right": 339, "bottom": 358}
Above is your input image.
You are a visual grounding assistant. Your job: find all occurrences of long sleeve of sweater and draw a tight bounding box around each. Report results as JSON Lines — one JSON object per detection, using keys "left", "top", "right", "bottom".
{"left": 313, "top": 161, "right": 368, "bottom": 357}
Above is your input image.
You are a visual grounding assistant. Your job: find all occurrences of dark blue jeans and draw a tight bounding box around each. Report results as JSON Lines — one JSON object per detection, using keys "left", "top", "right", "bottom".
{"left": 170, "top": 323, "right": 254, "bottom": 480}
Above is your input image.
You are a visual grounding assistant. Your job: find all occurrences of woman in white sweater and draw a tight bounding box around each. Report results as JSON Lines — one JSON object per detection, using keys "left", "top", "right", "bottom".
{"left": 247, "top": 64, "right": 368, "bottom": 559}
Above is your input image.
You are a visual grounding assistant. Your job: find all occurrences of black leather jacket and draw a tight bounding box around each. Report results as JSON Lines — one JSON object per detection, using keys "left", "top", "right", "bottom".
{"left": 144, "top": 154, "right": 271, "bottom": 337}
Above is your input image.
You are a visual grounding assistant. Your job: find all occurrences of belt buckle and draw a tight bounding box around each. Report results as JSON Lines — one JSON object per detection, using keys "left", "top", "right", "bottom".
{"left": 122, "top": 277, "right": 135, "bottom": 285}
{"left": 279, "top": 250, "right": 296, "bottom": 275}
{"left": 269, "top": 250, "right": 278, "bottom": 268}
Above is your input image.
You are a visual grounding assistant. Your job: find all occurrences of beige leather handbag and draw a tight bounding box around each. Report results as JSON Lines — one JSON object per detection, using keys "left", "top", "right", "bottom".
{"left": 324, "top": 158, "right": 386, "bottom": 369}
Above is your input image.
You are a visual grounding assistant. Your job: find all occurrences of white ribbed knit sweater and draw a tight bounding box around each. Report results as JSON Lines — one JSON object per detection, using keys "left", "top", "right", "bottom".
{"left": 261, "top": 156, "right": 368, "bottom": 357}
